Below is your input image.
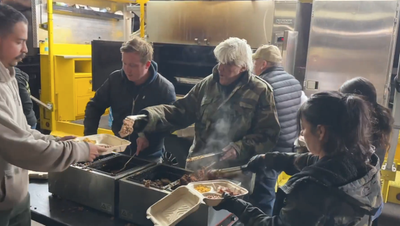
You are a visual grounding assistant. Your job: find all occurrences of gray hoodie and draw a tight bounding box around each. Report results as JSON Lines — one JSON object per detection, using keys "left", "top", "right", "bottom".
{"left": 0, "top": 62, "right": 90, "bottom": 210}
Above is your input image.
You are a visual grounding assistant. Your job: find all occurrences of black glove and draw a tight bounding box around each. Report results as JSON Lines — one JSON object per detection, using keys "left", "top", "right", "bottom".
{"left": 242, "top": 154, "right": 266, "bottom": 173}
{"left": 213, "top": 192, "right": 237, "bottom": 211}
{"left": 213, "top": 192, "right": 248, "bottom": 217}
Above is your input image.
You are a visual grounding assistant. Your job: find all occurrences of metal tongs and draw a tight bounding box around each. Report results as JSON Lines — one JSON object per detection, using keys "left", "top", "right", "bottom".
{"left": 111, "top": 154, "right": 137, "bottom": 175}
{"left": 207, "top": 165, "right": 251, "bottom": 179}
{"left": 125, "top": 114, "right": 147, "bottom": 121}
{"left": 186, "top": 151, "right": 225, "bottom": 162}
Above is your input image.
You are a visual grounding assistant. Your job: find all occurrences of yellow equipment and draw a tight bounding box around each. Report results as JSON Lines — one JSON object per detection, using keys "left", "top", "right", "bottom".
{"left": 39, "top": 0, "right": 138, "bottom": 137}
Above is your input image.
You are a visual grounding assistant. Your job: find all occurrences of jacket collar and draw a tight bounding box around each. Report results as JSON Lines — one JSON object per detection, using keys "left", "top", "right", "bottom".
{"left": 260, "top": 66, "right": 284, "bottom": 78}
{"left": 0, "top": 62, "right": 15, "bottom": 83}
{"left": 211, "top": 64, "right": 252, "bottom": 86}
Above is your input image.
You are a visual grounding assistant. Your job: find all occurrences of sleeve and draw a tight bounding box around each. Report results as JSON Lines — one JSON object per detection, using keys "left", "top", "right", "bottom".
{"left": 300, "top": 91, "right": 308, "bottom": 105}
{"left": 83, "top": 78, "right": 112, "bottom": 135}
{"left": 142, "top": 83, "right": 200, "bottom": 133}
{"left": 0, "top": 102, "right": 90, "bottom": 172}
{"left": 232, "top": 89, "right": 281, "bottom": 162}
{"left": 143, "top": 83, "right": 177, "bottom": 148}
{"left": 263, "top": 152, "right": 319, "bottom": 176}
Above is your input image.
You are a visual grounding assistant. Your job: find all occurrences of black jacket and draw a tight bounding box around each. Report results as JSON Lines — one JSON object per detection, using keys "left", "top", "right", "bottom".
{"left": 15, "top": 67, "right": 37, "bottom": 127}
{"left": 84, "top": 61, "right": 176, "bottom": 157}
{"left": 218, "top": 152, "right": 382, "bottom": 226}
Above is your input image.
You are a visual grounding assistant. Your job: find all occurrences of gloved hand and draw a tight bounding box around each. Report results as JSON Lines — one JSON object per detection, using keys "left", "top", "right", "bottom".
{"left": 242, "top": 154, "right": 266, "bottom": 173}
{"left": 213, "top": 192, "right": 237, "bottom": 211}
{"left": 213, "top": 192, "right": 248, "bottom": 216}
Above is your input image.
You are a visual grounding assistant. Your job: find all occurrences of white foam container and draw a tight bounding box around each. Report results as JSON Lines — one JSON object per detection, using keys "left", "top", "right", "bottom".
{"left": 147, "top": 180, "right": 249, "bottom": 225}
{"left": 74, "top": 134, "right": 131, "bottom": 155}
{"left": 146, "top": 186, "right": 202, "bottom": 226}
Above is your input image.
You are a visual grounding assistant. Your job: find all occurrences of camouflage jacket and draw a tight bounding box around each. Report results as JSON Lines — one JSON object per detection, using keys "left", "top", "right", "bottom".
{"left": 142, "top": 66, "right": 280, "bottom": 170}
{"left": 220, "top": 152, "right": 382, "bottom": 226}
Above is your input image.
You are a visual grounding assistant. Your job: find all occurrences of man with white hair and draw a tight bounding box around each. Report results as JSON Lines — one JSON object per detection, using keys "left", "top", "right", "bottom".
{"left": 132, "top": 37, "right": 280, "bottom": 174}
{"left": 252, "top": 44, "right": 302, "bottom": 215}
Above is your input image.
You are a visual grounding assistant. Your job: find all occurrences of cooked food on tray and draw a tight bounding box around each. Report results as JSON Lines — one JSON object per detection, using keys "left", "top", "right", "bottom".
{"left": 97, "top": 144, "right": 112, "bottom": 149}
{"left": 216, "top": 185, "right": 242, "bottom": 196}
{"left": 143, "top": 178, "right": 173, "bottom": 188}
{"left": 194, "top": 185, "right": 211, "bottom": 193}
{"left": 119, "top": 118, "right": 134, "bottom": 138}
{"left": 82, "top": 138, "right": 96, "bottom": 144}
{"left": 204, "top": 194, "right": 222, "bottom": 199}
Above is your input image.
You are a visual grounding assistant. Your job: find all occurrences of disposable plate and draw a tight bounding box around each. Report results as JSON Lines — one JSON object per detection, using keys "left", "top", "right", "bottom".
{"left": 74, "top": 134, "right": 131, "bottom": 154}
{"left": 147, "top": 186, "right": 202, "bottom": 226}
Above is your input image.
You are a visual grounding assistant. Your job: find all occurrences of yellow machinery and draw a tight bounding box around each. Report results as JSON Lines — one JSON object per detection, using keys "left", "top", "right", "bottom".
{"left": 38, "top": 0, "right": 141, "bottom": 137}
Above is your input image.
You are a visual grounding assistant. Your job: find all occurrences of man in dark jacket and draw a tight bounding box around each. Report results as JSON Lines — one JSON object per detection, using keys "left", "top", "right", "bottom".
{"left": 84, "top": 36, "right": 176, "bottom": 160}
{"left": 15, "top": 67, "right": 37, "bottom": 129}
{"left": 250, "top": 45, "right": 303, "bottom": 215}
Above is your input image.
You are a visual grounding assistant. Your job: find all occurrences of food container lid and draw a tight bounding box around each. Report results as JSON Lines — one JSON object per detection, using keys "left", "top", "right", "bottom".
{"left": 146, "top": 186, "right": 202, "bottom": 226}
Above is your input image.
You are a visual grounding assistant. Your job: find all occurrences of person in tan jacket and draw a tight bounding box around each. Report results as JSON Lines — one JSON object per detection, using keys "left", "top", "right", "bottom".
{"left": 0, "top": 4, "right": 106, "bottom": 225}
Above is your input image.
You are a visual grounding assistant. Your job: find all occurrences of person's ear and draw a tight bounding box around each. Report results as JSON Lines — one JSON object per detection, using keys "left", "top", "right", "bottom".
{"left": 145, "top": 61, "right": 151, "bottom": 69}
{"left": 316, "top": 125, "right": 327, "bottom": 142}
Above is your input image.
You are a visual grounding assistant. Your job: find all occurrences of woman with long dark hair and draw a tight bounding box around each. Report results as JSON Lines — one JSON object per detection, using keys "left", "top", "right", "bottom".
{"left": 339, "top": 77, "right": 393, "bottom": 225}
{"left": 340, "top": 77, "right": 393, "bottom": 167}
{"left": 214, "top": 91, "right": 382, "bottom": 226}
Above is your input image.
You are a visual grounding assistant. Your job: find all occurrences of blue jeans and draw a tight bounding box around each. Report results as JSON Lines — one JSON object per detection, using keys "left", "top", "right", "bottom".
{"left": 31, "top": 123, "right": 37, "bottom": 130}
{"left": 249, "top": 168, "right": 278, "bottom": 215}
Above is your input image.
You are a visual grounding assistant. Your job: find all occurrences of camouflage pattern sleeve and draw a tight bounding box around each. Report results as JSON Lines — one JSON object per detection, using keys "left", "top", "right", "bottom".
{"left": 233, "top": 88, "right": 280, "bottom": 162}
{"left": 143, "top": 84, "right": 201, "bottom": 133}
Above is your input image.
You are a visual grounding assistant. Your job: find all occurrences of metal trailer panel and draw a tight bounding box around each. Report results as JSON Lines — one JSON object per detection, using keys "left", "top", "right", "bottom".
{"left": 147, "top": 1, "right": 299, "bottom": 49}
{"left": 31, "top": 0, "right": 131, "bottom": 47}
{"left": 304, "top": 0, "right": 399, "bottom": 105}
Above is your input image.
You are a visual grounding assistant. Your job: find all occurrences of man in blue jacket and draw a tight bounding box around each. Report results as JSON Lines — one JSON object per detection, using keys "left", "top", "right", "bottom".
{"left": 84, "top": 37, "right": 176, "bottom": 161}
{"left": 251, "top": 45, "right": 302, "bottom": 215}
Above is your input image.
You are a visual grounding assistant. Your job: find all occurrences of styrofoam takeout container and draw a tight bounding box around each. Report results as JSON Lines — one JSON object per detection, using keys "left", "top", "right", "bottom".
{"left": 146, "top": 180, "right": 248, "bottom": 225}
{"left": 201, "top": 192, "right": 223, "bottom": 206}
{"left": 74, "top": 134, "right": 131, "bottom": 155}
{"left": 146, "top": 186, "right": 202, "bottom": 226}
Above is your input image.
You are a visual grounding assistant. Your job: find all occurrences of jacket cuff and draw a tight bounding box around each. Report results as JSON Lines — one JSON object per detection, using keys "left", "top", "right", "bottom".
{"left": 138, "top": 132, "right": 146, "bottom": 138}
{"left": 143, "top": 108, "right": 157, "bottom": 132}
{"left": 231, "top": 141, "right": 242, "bottom": 155}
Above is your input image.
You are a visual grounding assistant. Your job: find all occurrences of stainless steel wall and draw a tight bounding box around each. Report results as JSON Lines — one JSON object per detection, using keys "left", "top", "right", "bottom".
{"left": 147, "top": 0, "right": 298, "bottom": 49}
{"left": 304, "top": 0, "right": 400, "bottom": 105}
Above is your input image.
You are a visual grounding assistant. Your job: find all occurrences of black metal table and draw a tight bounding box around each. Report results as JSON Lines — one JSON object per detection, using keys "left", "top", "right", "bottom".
{"left": 29, "top": 180, "right": 133, "bottom": 226}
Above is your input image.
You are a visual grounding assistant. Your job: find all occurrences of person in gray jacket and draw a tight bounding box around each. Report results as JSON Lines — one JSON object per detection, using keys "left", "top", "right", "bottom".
{"left": 250, "top": 45, "right": 302, "bottom": 215}
{"left": 0, "top": 4, "right": 106, "bottom": 225}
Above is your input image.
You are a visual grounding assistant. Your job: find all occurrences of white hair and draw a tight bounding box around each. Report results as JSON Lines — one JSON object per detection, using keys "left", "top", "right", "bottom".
{"left": 213, "top": 37, "right": 253, "bottom": 72}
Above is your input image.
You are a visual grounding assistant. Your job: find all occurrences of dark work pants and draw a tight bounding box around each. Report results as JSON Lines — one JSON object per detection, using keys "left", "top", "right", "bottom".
{"left": 249, "top": 168, "right": 278, "bottom": 216}
{"left": 0, "top": 193, "right": 31, "bottom": 226}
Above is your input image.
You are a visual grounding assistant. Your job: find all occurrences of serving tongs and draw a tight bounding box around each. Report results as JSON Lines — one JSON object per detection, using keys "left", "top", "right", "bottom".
{"left": 125, "top": 114, "right": 147, "bottom": 121}
{"left": 207, "top": 165, "right": 251, "bottom": 179}
{"left": 186, "top": 151, "right": 225, "bottom": 162}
